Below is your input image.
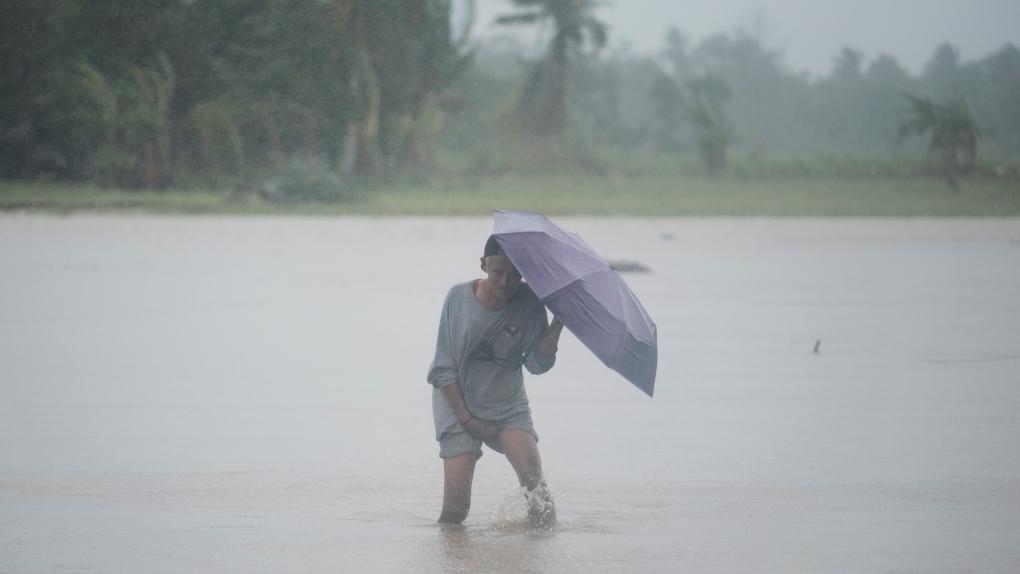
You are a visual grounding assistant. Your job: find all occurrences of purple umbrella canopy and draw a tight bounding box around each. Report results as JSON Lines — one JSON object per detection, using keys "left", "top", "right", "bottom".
{"left": 493, "top": 210, "right": 658, "bottom": 396}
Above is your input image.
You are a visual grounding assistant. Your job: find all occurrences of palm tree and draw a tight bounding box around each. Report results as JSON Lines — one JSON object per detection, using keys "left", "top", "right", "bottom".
{"left": 496, "top": 0, "right": 607, "bottom": 135}
{"left": 684, "top": 73, "right": 734, "bottom": 176}
{"left": 898, "top": 93, "right": 978, "bottom": 190}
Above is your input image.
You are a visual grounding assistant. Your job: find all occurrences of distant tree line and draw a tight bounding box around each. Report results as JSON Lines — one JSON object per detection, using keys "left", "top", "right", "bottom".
{"left": 2, "top": 1, "right": 1018, "bottom": 190}
{"left": 0, "top": 0, "right": 470, "bottom": 188}
{"left": 445, "top": 27, "right": 1020, "bottom": 173}
{"left": 631, "top": 31, "right": 1020, "bottom": 160}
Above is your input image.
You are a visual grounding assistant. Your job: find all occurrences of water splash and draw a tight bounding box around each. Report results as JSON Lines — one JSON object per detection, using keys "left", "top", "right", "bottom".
{"left": 482, "top": 485, "right": 557, "bottom": 533}
{"left": 522, "top": 484, "right": 554, "bottom": 522}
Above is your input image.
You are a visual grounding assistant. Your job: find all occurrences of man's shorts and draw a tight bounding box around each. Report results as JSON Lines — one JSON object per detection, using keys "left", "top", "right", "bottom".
{"left": 438, "top": 424, "right": 539, "bottom": 459}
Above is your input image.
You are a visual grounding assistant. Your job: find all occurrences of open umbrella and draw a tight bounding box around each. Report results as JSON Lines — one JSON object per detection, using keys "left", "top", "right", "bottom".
{"left": 492, "top": 210, "right": 658, "bottom": 396}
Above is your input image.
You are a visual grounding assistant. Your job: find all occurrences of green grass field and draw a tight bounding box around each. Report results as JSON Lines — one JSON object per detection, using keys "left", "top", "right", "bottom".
{"left": 2, "top": 172, "right": 1019, "bottom": 217}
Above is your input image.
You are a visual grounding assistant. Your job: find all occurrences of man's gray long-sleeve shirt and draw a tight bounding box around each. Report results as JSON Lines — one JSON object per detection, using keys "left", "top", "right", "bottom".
{"left": 428, "top": 281, "right": 555, "bottom": 439}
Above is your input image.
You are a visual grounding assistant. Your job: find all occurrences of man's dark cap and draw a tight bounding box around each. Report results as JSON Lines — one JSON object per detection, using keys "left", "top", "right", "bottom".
{"left": 483, "top": 235, "right": 505, "bottom": 258}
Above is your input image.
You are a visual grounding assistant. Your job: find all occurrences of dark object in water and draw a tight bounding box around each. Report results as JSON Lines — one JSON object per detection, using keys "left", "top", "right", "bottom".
{"left": 813, "top": 339, "right": 821, "bottom": 354}
{"left": 607, "top": 260, "right": 651, "bottom": 273}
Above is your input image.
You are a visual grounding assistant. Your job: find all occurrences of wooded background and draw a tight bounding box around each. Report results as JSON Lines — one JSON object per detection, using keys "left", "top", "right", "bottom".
{"left": 1, "top": 0, "right": 1017, "bottom": 191}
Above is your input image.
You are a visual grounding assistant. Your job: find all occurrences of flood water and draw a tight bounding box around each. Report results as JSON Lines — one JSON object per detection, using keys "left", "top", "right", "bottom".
{"left": 2, "top": 215, "right": 1019, "bottom": 573}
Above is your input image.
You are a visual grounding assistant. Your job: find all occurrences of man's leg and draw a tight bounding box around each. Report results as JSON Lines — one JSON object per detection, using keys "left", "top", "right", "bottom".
{"left": 439, "top": 453, "right": 478, "bottom": 524}
{"left": 499, "top": 428, "right": 556, "bottom": 525}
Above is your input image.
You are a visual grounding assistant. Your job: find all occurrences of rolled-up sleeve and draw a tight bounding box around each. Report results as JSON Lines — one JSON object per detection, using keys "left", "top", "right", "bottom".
{"left": 427, "top": 290, "right": 460, "bottom": 388}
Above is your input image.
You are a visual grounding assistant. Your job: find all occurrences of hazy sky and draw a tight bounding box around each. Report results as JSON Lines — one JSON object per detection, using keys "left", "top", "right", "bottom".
{"left": 470, "top": 0, "right": 1020, "bottom": 77}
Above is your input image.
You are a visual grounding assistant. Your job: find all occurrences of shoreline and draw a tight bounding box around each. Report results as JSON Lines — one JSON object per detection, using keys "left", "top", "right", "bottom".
{"left": 3, "top": 175, "right": 1019, "bottom": 217}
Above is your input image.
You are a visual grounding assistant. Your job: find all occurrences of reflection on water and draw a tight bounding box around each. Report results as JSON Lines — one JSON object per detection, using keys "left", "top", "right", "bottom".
{"left": 433, "top": 515, "right": 558, "bottom": 573}
{"left": 422, "top": 484, "right": 563, "bottom": 572}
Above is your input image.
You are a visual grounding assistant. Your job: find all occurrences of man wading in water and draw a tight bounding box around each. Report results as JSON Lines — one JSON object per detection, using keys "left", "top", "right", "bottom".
{"left": 428, "top": 236, "right": 565, "bottom": 526}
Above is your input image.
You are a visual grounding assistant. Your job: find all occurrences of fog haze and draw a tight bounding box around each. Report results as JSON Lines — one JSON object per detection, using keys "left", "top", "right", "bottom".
{"left": 473, "top": 0, "right": 1020, "bottom": 76}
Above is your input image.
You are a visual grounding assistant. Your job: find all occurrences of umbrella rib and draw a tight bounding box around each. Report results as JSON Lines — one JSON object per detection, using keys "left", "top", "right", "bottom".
{"left": 541, "top": 272, "right": 630, "bottom": 356}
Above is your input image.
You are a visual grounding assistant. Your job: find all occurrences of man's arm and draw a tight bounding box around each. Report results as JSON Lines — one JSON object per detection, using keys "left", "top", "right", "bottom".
{"left": 427, "top": 290, "right": 460, "bottom": 388}
{"left": 441, "top": 382, "right": 498, "bottom": 439}
{"left": 537, "top": 317, "right": 564, "bottom": 357}
{"left": 523, "top": 312, "right": 562, "bottom": 375}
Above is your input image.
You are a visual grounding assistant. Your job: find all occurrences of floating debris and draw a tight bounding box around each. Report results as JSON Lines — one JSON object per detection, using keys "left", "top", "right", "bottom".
{"left": 608, "top": 260, "right": 651, "bottom": 273}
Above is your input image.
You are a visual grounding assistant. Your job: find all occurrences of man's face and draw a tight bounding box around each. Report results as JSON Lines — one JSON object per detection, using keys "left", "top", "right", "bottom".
{"left": 482, "top": 255, "right": 522, "bottom": 302}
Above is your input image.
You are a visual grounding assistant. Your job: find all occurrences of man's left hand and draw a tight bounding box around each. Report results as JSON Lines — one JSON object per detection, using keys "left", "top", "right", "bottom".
{"left": 463, "top": 417, "right": 499, "bottom": 440}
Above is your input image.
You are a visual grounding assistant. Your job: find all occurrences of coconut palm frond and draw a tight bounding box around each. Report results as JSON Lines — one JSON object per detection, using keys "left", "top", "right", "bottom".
{"left": 896, "top": 93, "right": 937, "bottom": 143}
{"left": 582, "top": 17, "right": 607, "bottom": 50}
{"left": 451, "top": 0, "right": 475, "bottom": 51}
